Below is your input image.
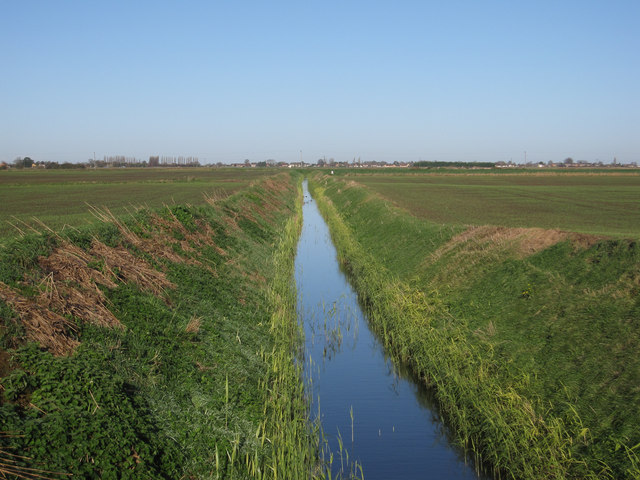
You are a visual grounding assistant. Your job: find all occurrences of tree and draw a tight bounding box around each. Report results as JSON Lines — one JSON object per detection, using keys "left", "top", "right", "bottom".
{"left": 13, "top": 156, "right": 34, "bottom": 169}
{"left": 564, "top": 157, "right": 574, "bottom": 165}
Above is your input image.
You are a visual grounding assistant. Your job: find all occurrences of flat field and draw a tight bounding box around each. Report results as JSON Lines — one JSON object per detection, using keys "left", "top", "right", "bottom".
{"left": 0, "top": 168, "right": 278, "bottom": 241}
{"left": 341, "top": 170, "right": 640, "bottom": 237}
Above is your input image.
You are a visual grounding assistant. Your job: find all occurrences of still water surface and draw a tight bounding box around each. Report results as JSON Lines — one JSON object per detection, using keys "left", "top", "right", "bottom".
{"left": 295, "top": 181, "right": 483, "bottom": 479}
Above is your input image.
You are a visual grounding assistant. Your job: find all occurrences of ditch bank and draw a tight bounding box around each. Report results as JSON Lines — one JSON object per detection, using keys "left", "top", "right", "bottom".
{"left": 309, "top": 175, "right": 640, "bottom": 479}
{"left": 0, "top": 173, "right": 320, "bottom": 479}
{"left": 296, "top": 180, "right": 482, "bottom": 479}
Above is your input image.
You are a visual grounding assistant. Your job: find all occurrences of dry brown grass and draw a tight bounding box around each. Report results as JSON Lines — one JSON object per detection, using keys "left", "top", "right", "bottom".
{"left": 473, "top": 320, "right": 497, "bottom": 342}
{"left": 38, "top": 244, "right": 122, "bottom": 329}
{"left": 90, "top": 240, "right": 175, "bottom": 299}
{"left": 432, "top": 225, "right": 602, "bottom": 263}
{"left": 0, "top": 282, "right": 79, "bottom": 356}
{"left": 244, "top": 175, "right": 291, "bottom": 225}
{"left": 148, "top": 212, "right": 221, "bottom": 255}
{"left": 185, "top": 315, "right": 202, "bottom": 334}
{"left": 88, "top": 206, "right": 188, "bottom": 265}
{"left": 435, "top": 226, "right": 569, "bottom": 260}
{"left": 0, "top": 193, "right": 257, "bottom": 357}
{"left": 0, "top": 228, "right": 180, "bottom": 356}
{"left": 260, "top": 176, "right": 290, "bottom": 195}
{"left": 38, "top": 243, "right": 116, "bottom": 289}
{"left": 222, "top": 211, "right": 241, "bottom": 233}
{"left": 202, "top": 189, "right": 228, "bottom": 206}
{"left": 38, "top": 274, "right": 121, "bottom": 330}
{"left": 89, "top": 205, "right": 228, "bottom": 269}
{"left": 426, "top": 225, "right": 601, "bottom": 291}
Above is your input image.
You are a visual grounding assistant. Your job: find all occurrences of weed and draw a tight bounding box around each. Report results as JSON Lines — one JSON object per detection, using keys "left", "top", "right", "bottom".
{"left": 520, "top": 283, "right": 533, "bottom": 299}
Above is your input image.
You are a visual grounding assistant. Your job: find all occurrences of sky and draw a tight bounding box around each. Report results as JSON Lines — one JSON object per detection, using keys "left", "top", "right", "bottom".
{"left": 1, "top": 1, "right": 639, "bottom": 165}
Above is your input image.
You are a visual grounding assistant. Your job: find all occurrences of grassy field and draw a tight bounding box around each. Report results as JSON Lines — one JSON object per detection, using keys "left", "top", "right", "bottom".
{"left": 0, "top": 173, "right": 331, "bottom": 478}
{"left": 337, "top": 170, "right": 640, "bottom": 237}
{"left": 311, "top": 172, "right": 640, "bottom": 479}
{"left": 0, "top": 168, "right": 280, "bottom": 241}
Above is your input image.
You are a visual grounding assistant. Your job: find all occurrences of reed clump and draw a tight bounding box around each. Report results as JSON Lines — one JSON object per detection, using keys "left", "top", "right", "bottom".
{"left": 258, "top": 180, "right": 329, "bottom": 479}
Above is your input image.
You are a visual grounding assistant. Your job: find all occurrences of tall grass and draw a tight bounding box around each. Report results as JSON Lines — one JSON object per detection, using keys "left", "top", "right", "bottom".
{"left": 258, "top": 180, "right": 321, "bottom": 478}
{"left": 259, "top": 179, "right": 363, "bottom": 479}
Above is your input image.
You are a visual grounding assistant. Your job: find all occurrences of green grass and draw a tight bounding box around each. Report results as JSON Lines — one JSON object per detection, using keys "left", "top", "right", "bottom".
{"left": 0, "top": 173, "right": 328, "bottom": 478}
{"left": 0, "top": 168, "right": 280, "bottom": 241}
{"left": 0, "top": 167, "right": 278, "bottom": 186}
{"left": 340, "top": 170, "right": 640, "bottom": 237}
{"left": 310, "top": 173, "right": 640, "bottom": 479}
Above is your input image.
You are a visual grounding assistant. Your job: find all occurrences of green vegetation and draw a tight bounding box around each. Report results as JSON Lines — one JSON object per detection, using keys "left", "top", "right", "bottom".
{"left": 310, "top": 173, "right": 640, "bottom": 479}
{"left": 3, "top": 166, "right": 638, "bottom": 478}
{"left": 0, "top": 173, "right": 327, "bottom": 478}
{"left": 0, "top": 168, "right": 279, "bottom": 241}
{"left": 338, "top": 170, "right": 640, "bottom": 237}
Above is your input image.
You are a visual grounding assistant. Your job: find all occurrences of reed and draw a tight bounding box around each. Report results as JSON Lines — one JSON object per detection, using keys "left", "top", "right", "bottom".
{"left": 257, "top": 179, "right": 321, "bottom": 478}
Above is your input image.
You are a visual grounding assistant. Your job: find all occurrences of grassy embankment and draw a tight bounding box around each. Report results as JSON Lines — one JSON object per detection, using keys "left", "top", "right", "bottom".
{"left": 0, "top": 173, "right": 323, "bottom": 478}
{"left": 0, "top": 167, "right": 277, "bottom": 241}
{"left": 309, "top": 173, "right": 640, "bottom": 479}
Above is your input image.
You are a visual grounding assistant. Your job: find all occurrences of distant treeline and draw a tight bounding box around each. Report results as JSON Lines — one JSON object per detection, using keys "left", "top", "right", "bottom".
{"left": 7, "top": 157, "right": 85, "bottom": 169}
{"left": 4, "top": 155, "right": 201, "bottom": 170}
{"left": 413, "top": 161, "right": 496, "bottom": 168}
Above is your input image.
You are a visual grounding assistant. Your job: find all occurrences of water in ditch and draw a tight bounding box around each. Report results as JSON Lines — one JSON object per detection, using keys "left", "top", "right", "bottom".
{"left": 295, "top": 181, "right": 483, "bottom": 479}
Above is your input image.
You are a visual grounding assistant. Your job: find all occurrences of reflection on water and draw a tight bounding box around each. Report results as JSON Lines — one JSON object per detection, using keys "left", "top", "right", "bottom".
{"left": 295, "top": 180, "right": 484, "bottom": 479}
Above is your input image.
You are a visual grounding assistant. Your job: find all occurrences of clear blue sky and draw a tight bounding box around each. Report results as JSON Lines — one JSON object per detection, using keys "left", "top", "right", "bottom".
{"left": 1, "top": 1, "right": 638, "bottom": 164}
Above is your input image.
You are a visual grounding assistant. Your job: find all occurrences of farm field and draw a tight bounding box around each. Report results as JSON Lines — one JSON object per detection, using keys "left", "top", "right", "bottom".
{"left": 0, "top": 168, "right": 279, "bottom": 241}
{"left": 339, "top": 170, "right": 640, "bottom": 237}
